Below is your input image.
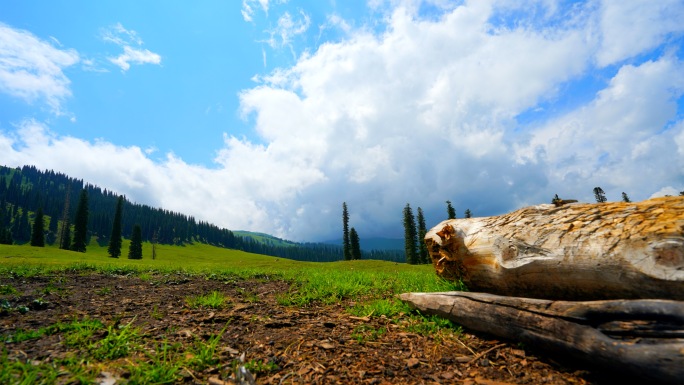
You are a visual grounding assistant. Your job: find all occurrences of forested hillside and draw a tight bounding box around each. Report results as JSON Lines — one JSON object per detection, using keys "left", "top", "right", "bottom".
{"left": 0, "top": 165, "right": 406, "bottom": 262}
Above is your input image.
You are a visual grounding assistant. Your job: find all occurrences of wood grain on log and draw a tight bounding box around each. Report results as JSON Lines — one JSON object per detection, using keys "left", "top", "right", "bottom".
{"left": 425, "top": 196, "right": 684, "bottom": 300}
{"left": 400, "top": 291, "right": 684, "bottom": 384}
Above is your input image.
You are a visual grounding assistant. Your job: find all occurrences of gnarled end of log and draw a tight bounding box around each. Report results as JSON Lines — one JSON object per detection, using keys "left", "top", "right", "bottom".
{"left": 425, "top": 196, "right": 684, "bottom": 300}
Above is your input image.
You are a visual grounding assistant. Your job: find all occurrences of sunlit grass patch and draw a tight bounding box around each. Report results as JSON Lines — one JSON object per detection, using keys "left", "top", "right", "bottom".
{"left": 348, "top": 298, "right": 411, "bottom": 318}
{"left": 185, "top": 291, "right": 231, "bottom": 309}
{"left": 0, "top": 284, "right": 17, "bottom": 295}
{"left": 91, "top": 320, "right": 140, "bottom": 360}
{"left": 187, "top": 328, "right": 225, "bottom": 371}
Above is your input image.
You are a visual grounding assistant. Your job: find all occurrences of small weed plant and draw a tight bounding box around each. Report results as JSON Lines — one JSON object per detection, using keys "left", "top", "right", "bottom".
{"left": 185, "top": 291, "right": 230, "bottom": 309}
{"left": 91, "top": 319, "right": 140, "bottom": 360}
{"left": 96, "top": 286, "right": 111, "bottom": 295}
{"left": 351, "top": 324, "right": 386, "bottom": 344}
{"left": 0, "top": 284, "right": 17, "bottom": 295}
{"left": 188, "top": 328, "right": 226, "bottom": 371}
{"left": 243, "top": 358, "right": 279, "bottom": 374}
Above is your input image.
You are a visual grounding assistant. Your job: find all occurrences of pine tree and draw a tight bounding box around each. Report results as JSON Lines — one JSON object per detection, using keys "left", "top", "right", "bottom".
{"left": 58, "top": 184, "right": 71, "bottom": 250}
{"left": 416, "top": 207, "right": 429, "bottom": 264}
{"left": 128, "top": 224, "right": 143, "bottom": 259}
{"left": 60, "top": 218, "right": 71, "bottom": 250}
{"left": 403, "top": 204, "right": 418, "bottom": 264}
{"left": 593, "top": 187, "right": 607, "bottom": 203}
{"left": 46, "top": 215, "right": 58, "bottom": 245}
{"left": 108, "top": 196, "right": 124, "bottom": 258}
{"left": 464, "top": 209, "right": 472, "bottom": 218}
{"left": 71, "top": 189, "right": 89, "bottom": 252}
{"left": 30, "top": 208, "right": 45, "bottom": 247}
{"left": 349, "top": 227, "right": 361, "bottom": 260}
{"left": 14, "top": 209, "right": 31, "bottom": 243}
{"left": 621, "top": 192, "right": 631, "bottom": 203}
{"left": 342, "top": 202, "right": 351, "bottom": 260}
{"left": 152, "top": 229, "right": 158, "bottom": 260}
{"left": 446, "top": 200, "right": 456, "bottom": 219}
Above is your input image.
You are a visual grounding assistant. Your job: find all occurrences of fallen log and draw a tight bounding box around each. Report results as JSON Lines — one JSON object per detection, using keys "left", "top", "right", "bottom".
{"left": 399, "top": 291, "right": 684, "bottom": 384}
{"left": 425, "top": 196, "right": 684, "bottom": 300}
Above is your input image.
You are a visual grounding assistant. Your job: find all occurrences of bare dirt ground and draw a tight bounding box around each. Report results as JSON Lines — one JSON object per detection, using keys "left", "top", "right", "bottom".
{"left": 0, "top": 272, "right": 623, "bottom": 384}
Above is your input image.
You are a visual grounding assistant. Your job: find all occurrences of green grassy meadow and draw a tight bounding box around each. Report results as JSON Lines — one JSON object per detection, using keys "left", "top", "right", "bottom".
{"left": 0, "top": 240, "right": 463, "bottom": 303}
{"left": 0, "top": 242, "right": 466, "bottom": 384}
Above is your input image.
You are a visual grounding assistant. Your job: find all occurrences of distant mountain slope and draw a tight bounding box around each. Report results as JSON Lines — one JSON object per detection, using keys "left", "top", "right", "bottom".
{"left": 323, "top": 237, "right": 404, "bottom": 251}
{"left": 234, "top": 231, "right": 297, "bottom": 248}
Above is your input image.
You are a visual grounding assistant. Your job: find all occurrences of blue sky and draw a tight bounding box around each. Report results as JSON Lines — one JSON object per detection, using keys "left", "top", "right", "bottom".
{"left": 1, "top": 0, "right": 684, "bottom": 242}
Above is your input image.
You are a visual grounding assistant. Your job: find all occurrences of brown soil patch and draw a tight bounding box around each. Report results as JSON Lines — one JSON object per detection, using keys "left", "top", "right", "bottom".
{"left": 1, "top": 272, "right": 613, "bottom": 384}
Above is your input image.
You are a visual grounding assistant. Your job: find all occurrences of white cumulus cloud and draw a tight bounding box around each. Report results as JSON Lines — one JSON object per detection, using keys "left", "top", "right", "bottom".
{"left": 102, "top": 23, "right": 161, "bottom": 72}
{"left": 109, "top": 46, "right": 161, "bottom": 72}
{"left": 597, "top": 0, "right": 684, "bottom": 67}
{"left": 0, "top": 23, "right": 79, "bottom": 114}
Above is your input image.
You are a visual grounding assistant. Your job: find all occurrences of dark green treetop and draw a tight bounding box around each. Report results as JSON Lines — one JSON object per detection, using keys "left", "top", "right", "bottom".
{"left": 446, "top": 200, "right": 456, "bottom": 219}
{"left": 30, "top": 208, "right": 45, "bottom": 247}
{"left": 128, "top": 224, "right": 143, "bottom": 259}
{"left": 403, "top": 203, "right": 418, "bottom": 264}
{"left": 71, "top": 189, "right": 89, "bottom": 252}
{"left": 416, "top": 207, "right": 429, "bottom": 264}
{"left": 593, "top": 187, "right": 607, "bottom": 203}
{"left": 342, "top": 202, "right": 351, "bottom": 260}
{"left": 108, "top": 196, "right": 124, "bottom": 258}
{"left": 349, "top": 227, "right": 361, "bottom": 260}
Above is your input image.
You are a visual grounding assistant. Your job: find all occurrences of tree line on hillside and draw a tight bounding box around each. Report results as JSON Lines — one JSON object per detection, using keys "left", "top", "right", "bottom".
{"left": 0, "top": 165, "right": 376, "bottom": 262}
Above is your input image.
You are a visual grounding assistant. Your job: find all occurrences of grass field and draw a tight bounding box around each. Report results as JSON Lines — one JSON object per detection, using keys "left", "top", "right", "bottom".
{"left": 0, "top": 242, "right": 467, "bottom": 384}
{"left": 0, "top": 241, "right": 463, "bottom": 304}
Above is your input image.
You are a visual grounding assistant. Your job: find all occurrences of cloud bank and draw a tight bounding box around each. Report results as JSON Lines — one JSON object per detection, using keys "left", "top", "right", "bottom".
{"left": 1, "top": 1, "right": 683, "bottom": 242}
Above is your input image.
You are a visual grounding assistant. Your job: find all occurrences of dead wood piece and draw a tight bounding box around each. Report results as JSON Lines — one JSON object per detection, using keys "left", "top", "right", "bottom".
{"left": 400, "top": 291, "right": 684, "bottom": 384}
{"left": 426, "top": 196, "right": 684, "bottom": 300}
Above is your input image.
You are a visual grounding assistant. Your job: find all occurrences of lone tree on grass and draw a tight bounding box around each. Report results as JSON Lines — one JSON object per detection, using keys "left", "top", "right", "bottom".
{"left": 403, "top": 203, "right": 418, "bottom": 264}
{"left": 30, "top": 208, "right": 45, "bottom": 247}
{"left": 71, "top": 189, "right": 89, "bottom": 252}
{"left": 417, "top": 207, "right": 429, "bottom": 264}
{"left": 108, "top": 196, "right": 124, "bottom": 258}
{"left": 446, "top": 200, "right": 456, "bottom": 219}
{"left": 128, "top": 224, "right": 143, "bottom": 259}
{"left": 349, "top": 227, "right": 361, "bottom": 260}
{"left": 59, "top": 219, "right": 71, "bottom": 250}
{"left": 59, "top": 184, "right": 71, "bottom": 250}
{"left": 622, "top": 192, "right": 631, "bottom": 203}
{"left": 342, "top": 202, "right": 351, "bottom": 260}
{"left": 593, "top": 187, "right": 607, "bottom": 203}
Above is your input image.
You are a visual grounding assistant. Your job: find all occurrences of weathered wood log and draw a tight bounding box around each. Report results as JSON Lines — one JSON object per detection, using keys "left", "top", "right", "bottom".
{"left": 399, "top": 291, "right": 684, "bottom": 384}
{"left": 426, "top": 196, "right": 684, "bottom": 300}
